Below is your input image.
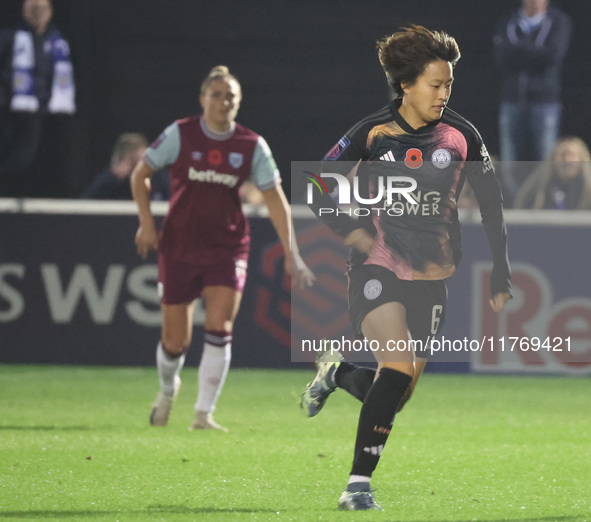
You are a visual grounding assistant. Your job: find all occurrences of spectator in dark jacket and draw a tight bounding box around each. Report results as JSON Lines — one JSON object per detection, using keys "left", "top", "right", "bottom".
{"left": 493, "top": 0, "right": 571, "bottom": 203}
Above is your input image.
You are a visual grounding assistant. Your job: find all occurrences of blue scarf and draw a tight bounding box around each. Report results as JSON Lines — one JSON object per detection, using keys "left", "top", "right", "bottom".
{"left": 10, "top": 28, "right": 75, "bottom": 114}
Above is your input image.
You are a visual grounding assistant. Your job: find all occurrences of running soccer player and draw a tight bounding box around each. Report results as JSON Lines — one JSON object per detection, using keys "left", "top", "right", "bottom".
{"left": 300, "top": 26, "right": 511, "bottom": 511}
{"left": 132, "top": 65, "right": 313, "bottom": 432}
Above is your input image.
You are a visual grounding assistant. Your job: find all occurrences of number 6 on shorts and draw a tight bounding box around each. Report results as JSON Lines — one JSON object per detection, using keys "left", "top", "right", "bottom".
{"left": 431, "top": 304, "right": 443, "bottom": 334}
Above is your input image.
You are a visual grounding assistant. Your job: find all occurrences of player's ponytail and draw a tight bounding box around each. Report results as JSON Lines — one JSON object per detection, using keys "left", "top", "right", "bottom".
{"left": 200, "top": 65, "right": 241, "bottom": 95}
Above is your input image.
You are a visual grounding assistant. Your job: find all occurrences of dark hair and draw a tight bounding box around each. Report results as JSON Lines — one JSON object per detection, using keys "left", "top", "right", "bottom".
{"left": 377, "top": 25, "right": 461, "bottom": 97}
{"left": 200, "top": 65, "right": 241, "bottom": 96}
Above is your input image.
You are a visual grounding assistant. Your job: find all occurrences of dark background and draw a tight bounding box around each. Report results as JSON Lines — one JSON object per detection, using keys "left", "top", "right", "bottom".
{"left": 1, "top": 0, "right": 590, "bottom": 198}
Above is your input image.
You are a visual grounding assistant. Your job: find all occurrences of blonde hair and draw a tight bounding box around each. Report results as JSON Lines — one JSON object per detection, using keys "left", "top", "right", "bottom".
{"left": 514, "top": 136, "right": 591, "bottom": 210}
{"left": 200, "top": 65, "right": 241, "bottom": 96}
{"left": 110, "top": 133, "right": 148, "bottom": 165}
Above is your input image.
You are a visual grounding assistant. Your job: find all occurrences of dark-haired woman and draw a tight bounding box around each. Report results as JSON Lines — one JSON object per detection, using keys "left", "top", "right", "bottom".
{"left": 132, "top": 66, "right": 313, "bottom": 432}
{"left": 301, "top": 26, "right": 511, "bottom": 511}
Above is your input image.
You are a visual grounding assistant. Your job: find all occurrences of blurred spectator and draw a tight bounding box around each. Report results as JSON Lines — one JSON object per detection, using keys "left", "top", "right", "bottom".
{"left": 81, "top": 132, "right": 169, "bottom": 200}
{"left": 493, "top": 0, "right": 571, "bottom": 202}
{"left": 0, "top": 0, "right": 75, "bottom": 197}
{"left": 514, "top": 136, "right": 591, "bottom": 210}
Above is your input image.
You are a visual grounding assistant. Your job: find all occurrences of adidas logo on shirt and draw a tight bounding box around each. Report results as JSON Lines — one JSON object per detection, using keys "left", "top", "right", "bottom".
{"left": 379, "top": 151, "right": 396, "bottom": 162}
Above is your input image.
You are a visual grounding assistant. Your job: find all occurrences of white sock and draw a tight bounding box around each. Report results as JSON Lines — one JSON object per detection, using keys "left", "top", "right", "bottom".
{"left": 156, "top": 342, "right": 185, "bottom": 396}
{"left": 348, "top": 475, "right": 371, "bottom": 485}
{"left": 195, "top": 333, "right": 232, "bottom": 413}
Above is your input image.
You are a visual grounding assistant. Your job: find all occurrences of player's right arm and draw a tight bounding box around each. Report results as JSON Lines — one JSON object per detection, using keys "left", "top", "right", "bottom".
{"left": 131, "top": 160, "right": 158, "bottom": 259}
{"left": 131, "top": 122, "right": 181, "bottom": 258}
{"left": 310, "top": 122, "right": 375, "bottom": 252}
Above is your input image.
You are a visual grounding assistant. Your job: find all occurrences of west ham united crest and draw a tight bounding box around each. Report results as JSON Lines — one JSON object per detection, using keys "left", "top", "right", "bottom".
{"left": 229, "top": 152, "right": 243, "bottom": 169}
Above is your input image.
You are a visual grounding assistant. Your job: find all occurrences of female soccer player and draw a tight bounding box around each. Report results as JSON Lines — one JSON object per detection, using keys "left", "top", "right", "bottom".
{"left": 301, "top": 26, "right": 511, "bottom": 510}
{"left": 132, "top": 66, "right": 313, "bottom": 432}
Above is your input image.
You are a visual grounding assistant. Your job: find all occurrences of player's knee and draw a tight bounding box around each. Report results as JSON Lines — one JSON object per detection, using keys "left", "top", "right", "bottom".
{"left": 161, "top": 336, "right": 190, "bottom": 355}
{"left": 379, "top": 361, "right": 415, "bottom": 379}
{"left": 203, "top": 319, "right": 233, "bottom": 333}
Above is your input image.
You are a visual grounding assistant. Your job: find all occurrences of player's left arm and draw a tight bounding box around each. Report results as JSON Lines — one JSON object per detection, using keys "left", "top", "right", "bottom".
{"left": 252, "top": 137, "right": 315, "bottom": 288}
{"left": 466, "top": 136, "right": 512, "bottom": 312}
{"left": 262, "top": 185, "right": 315, "bottom": 288}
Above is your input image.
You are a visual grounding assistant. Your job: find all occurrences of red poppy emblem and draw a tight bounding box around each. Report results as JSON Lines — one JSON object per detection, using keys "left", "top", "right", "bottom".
{"left": 404, "top": 148, "right": 423, "bottom": 169}
{"left": 208, "top": 149, "right": 223, "bottom": 166}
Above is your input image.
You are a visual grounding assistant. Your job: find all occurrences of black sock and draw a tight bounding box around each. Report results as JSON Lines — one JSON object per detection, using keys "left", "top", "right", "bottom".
{"left": 335, "top": 362, "right": 376, "bottom": 402}
{"left": 350, "top": 367, "right": 412, "bottom": 477}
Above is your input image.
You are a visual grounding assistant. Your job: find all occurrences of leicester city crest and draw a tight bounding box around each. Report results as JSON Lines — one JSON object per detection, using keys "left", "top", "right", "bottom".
{"left": 431, "top": 148, "right": 452, "bottom": 169}
{"left": 229, "top": 152, "right": 243, "bottom": 169}
{"left": 363, "top": 279, "right": 382, "bottom": 300}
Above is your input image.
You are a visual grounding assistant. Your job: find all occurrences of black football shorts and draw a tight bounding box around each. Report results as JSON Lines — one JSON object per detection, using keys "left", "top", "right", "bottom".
{"left": 348, "top": 264, "right": 448, "bottom": 356}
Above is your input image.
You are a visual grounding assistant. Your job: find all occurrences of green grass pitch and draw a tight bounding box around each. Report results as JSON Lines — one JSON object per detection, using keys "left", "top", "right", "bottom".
{"left": 0, "top": 365, "right": 589, "bottom": 521}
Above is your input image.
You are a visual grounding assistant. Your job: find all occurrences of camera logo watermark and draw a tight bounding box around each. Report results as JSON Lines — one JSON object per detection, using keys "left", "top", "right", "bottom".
{"left": 303, "top": 171, "right": 418, "bottom": 206}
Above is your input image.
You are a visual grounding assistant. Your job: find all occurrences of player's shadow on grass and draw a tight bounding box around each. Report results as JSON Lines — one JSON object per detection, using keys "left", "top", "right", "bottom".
{"left": 0, "top": 425, "right": 91, "bottom": 431}
{"left": 0, "top": 507, "right": 282, "bottom": 519}
{"left": 147, "top": 505, "right": 280, "bottom": 515}
{"left": 0, "top": 512, "right": 118, "bottom": 519}
{"left": 409, "top": 518, "right": 584, "bottom": 522}
{"left": 0, "top": 512, "right": 584, "bottom": 520}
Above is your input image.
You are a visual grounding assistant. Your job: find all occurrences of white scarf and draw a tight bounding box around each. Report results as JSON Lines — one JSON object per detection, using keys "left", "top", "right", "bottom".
{"left": 10, "top": 29, "right": 76, "bottom": 114}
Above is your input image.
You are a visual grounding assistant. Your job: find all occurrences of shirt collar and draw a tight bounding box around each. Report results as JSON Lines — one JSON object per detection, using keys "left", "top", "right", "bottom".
{"left": 199, "top": 116, "right": 236, "bottom": 141}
